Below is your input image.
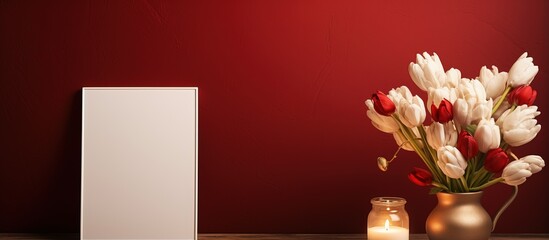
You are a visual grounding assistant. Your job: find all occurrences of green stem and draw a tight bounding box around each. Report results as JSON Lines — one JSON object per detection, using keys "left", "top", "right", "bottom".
{"left": 432, "top": 182, "right": 450, "bottom": 192}
{"left": 471, "top": 167, "right": 494, "bottom": 188}
{"left": 446, "top": 176, "right": 452, "bottom": 192}
{"left": 476, "top": 153, "right": 485, "bottom": 171}
{"left": 501, "top": 142, "right": 509, "bottom": 151}
{"left": 418, "top": 125, "right": 446, "bottom": 183}
{"left": 392, "top": 115, "right": 435, "bottom": 172}
{"left": 492, "top": 86, "right": 512, "bottom": 115}
{"left": 465, "top": 156, "right": 477, "bottom": 185}
{"left": 459, "top": 177, "right": 469, "bottom": 192}
{"left": 470, "top": 169, "right": 484, "bottom": 187}
{"left": 456, "top": 178, "right": 465, "bottom": 192}
{"left": 481, "top": 172, "right": 494, "bottom": 185}
{"left": 470, "top": 177, "right": 504, "bottom": 191}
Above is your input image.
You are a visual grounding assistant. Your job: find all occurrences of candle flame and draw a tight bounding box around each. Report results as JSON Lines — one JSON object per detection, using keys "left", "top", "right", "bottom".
{"left": 384, "top": 219, "right": 390, "bottom": 231}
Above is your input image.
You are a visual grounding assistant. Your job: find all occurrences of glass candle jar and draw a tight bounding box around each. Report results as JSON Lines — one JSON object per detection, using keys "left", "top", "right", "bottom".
{"left": 367, "top": 197, "right": 409, "bottom": 240}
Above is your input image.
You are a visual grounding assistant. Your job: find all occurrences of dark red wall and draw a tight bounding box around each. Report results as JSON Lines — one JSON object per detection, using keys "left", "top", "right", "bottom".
{"left": 1, "top": 0, "right": 548, "bottom": 234}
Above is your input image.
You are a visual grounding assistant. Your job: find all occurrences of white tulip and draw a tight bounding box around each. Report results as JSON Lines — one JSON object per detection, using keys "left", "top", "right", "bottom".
{"left": 474, "top": 118, "right": 501, "bottom": 153}
{"left": 502, "top": 160, "right": 532, "bottom": 186}
{"left": 496, "top": 105, "right": 541, "bottom": 147}
{"left": 457, "top": 78, "right": 488, "bottom": 102}
{"left": 520, "top": 155, "right": 545, "bottom": 174}
{"left": 385, "top": 86, "right": 412, "bottom": 116}
{"left": 426, "top": 121, "right": 458, "bottom": 150}
{"left": 365, "top": 99, "right": 400, "bottom": 133}
{"left": 507, "top": 52, "right": 539, "bottom": 87}
{"left": 453, "top": 98, "right": 493, "bottom": 128}
{"left": 453, "top": 78, "right": 493, "bottom": 127}
{"left": 453, "top": 99, "right": 472, "bottom": 127}
{"left": 398, "top": 96, "right": 426, "bottom": 128}
{"left": 478, "top": 65, "right": 508, "bottom": 100}
{"left": 437, "top": 146, "right": 467, "bottom": 179}
{"left": 408, "top": 52, "right": 446, "bottom": 91}
{"left": 388, "top": 85, "right": 413, "bottom": 107}
{"left": 426, "top": 87, "right": 457, "bottom": 113}
{"left": 388, "top": 86, "right": 425, "bottom": 128}
{"left": 445, "top": 68, "right": 461, "bottom": 88}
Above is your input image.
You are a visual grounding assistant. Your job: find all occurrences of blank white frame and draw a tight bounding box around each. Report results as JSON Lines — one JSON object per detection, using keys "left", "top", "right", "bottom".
{"left": 81, "top": 87, "right": 198, "bottom": 240}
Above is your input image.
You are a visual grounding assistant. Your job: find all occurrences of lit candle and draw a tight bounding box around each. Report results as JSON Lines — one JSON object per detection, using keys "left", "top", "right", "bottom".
{"left": 367, "top": 219, "right": 409, "bottom": 240}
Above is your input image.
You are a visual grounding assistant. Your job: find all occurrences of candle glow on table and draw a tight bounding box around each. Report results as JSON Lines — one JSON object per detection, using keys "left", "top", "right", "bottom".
{"left": 367, "top": 219, "right": 409, "bottom": 240}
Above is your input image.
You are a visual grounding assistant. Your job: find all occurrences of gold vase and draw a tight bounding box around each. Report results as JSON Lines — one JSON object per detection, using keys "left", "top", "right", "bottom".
{"left": 426, "top": 187, "right": 518, "bottom": 240}
{"left": 426, "top": 192, "right": 491, "bottom": 240}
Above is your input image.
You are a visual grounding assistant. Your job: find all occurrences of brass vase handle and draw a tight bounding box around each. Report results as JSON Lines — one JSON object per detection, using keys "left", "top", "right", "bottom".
{"left": 492, "top": 185, "right": 518, "bottom": 232}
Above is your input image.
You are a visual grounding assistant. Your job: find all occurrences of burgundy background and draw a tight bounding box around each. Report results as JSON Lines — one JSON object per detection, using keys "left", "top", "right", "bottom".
{"left": 1, "top": 0, "right": 548, "bottom": 234}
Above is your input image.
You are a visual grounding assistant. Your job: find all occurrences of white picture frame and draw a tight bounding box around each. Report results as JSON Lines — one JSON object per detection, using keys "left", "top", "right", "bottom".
{"left": 81, "top": 87, "right": 198, "bottom": 240}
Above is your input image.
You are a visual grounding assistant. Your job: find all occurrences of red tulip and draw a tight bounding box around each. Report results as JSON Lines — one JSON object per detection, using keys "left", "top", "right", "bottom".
{"left": 508, "top": 85, "right": 537, "bottom": 106}
{"left": 408, "top": 167, "right": 433, "bottom": 187}
{"left": 457, "top": 130, "right": 478, "bottom": 160}
{"left": 431, "top": 99, "right": 453, "bottom": 123}
{"left": 484, "top": 148, "right": 509, "bottom": 173}
{"left": 372, "top": 91, "right": 396, "bottom": 116}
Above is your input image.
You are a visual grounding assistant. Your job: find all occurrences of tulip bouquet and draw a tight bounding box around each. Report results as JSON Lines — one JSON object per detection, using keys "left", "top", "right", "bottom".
{"left": 365, "top": 52, "right": 545, "bottom": 193}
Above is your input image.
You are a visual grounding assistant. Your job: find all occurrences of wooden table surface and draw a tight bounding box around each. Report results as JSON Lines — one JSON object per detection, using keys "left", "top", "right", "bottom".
{"left": 2, "top": 234, "right": 549, "bottom": 240}
{"left": 199, "top": 234, "right": 549, "bottom": 240}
